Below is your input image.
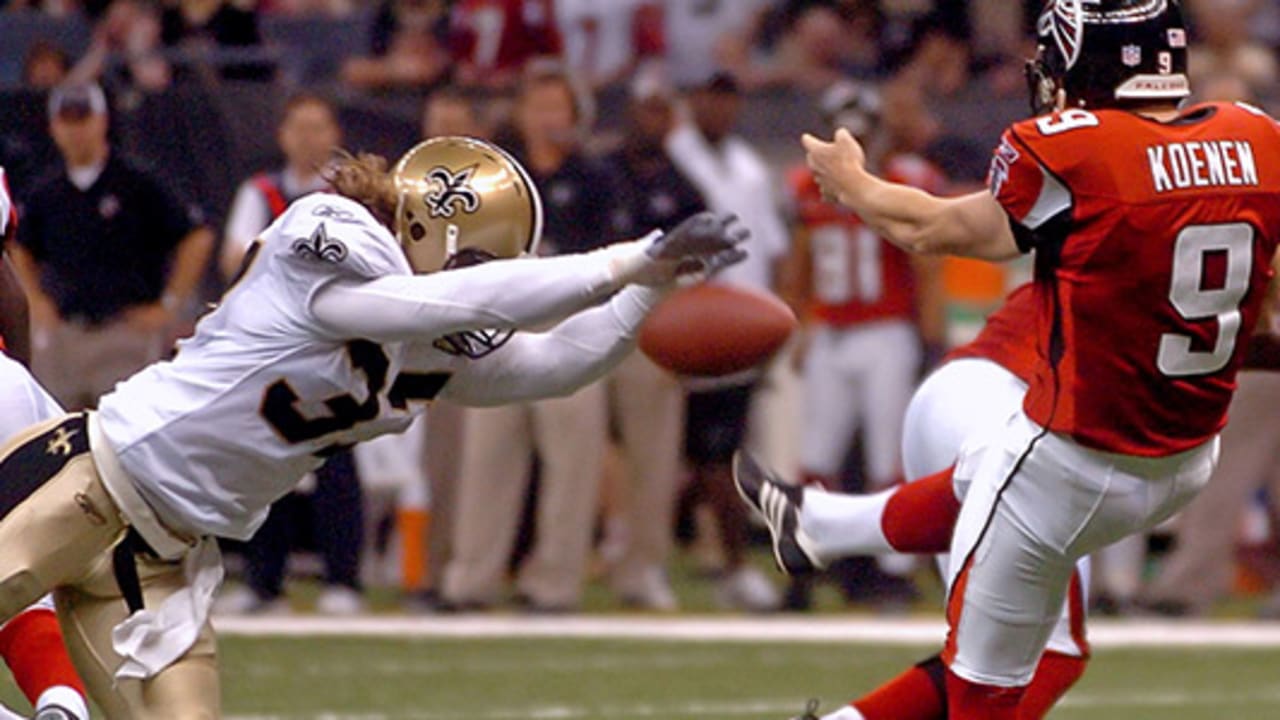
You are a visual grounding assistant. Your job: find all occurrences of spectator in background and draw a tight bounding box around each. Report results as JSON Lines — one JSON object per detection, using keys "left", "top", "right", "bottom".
{"left": 663, "top": 0, "right": 772, "bottom": 89}
{"left": 341, "top": 0, "right": 451, "bottom": 92}
{"left": 666, "top": 71, "right": 788, "bottom": 612}
{"left": 22, "top": 41, "right": 70, "bottom": 89}
{"left": 68, "top": 0, "right": 172, "bottom": 94}
{"left": 555, "top": 0, "right": 664, "bottom": 89}
{"left": 742, "top": 3, "right": 878, "bottom": 90}
{"left": 214, "top": 93, "right": 368, "bottom": 617}
{"left": 420, "top": 86, "right": 483, "bottom": 139}
{"left": 1188, "top": 0, "right": 1277, "bottom": 97}
{"left": 596, "top": 69, "right": 704, "bottom": 610}
{"left": 160, "top": 0, "right": 272, "bottom": 81}
{"left": 449, "top": 0, "right": 561, "bottom": 89}
{"left": 441, "top": 63, "right": 617, "bottom": 612}
{"left": 220, "top": 92, "right": 339, "bottom": 277}
{"left": 8, "top": 82, "right": 213, "bottom": 411}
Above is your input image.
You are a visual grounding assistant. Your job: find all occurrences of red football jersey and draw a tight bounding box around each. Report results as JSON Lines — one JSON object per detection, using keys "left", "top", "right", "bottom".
{"left": 451, "top": 0, "right": 561, "bottom": 76}
{"left": 992, "top": 102, "right": 1280, "bottom": 456}
{"left": 947, "top": 283, "right": 1038, "bottom": 385}
{"left": 790, "top": 154, "right": 944, "bottom": 327}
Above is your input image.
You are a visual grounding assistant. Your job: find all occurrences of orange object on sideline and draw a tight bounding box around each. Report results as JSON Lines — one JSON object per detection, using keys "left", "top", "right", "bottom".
{"left": 398, "top": 508, "right": 430, "bottom": 591}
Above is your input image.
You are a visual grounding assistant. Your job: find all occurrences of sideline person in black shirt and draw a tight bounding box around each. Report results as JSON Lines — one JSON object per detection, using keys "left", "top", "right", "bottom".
{"left": 593, "top": 74, "right": 707, "bottom": 611}
{"left": 8, "top": 82, "right": 213, "bottom": 410}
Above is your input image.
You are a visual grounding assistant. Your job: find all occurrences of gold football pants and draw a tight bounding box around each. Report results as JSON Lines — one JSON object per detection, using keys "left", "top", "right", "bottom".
{"left": 0, "top": 414, "right": 220, "bottom": 719}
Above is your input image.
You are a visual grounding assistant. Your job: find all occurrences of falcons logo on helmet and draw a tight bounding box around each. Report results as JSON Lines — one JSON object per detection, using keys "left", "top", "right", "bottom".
{"left": 1039, "top": 0, "right": 1087, "bottom": 70}
{"left": 424, "top": 165, "right": 482, "bottom": 219}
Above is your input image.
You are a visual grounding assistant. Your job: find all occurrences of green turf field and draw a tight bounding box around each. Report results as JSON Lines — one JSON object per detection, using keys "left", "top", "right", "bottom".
{"left": 8, "top": 635, "right": 1280, "bottom": 719}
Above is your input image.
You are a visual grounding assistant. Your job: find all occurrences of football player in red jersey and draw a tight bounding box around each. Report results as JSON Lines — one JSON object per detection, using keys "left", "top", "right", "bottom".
{"left": 794, "top": 1, "right": 1280, "bottom": 717}
{"left": 0, "top": 168, "right": 90, "bottom": 720}
{"left": 739, "top": 284, "right": 1091, "bottom": 720}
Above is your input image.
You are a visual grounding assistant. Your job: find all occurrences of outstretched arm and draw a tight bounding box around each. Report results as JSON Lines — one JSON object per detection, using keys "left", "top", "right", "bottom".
{"left": 439, "top": 284, "right": 667, "bottom": 406}
{"left": 310, "top": 238, "right": 656, "bottom": 343}
{"left": 309, "top": 213, "right": 748, "bottom": 344}
{"left": 802, "top": 129, "right": 1019, "bottom": 261}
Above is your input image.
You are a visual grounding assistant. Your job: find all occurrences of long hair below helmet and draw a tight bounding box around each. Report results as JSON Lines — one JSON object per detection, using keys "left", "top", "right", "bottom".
{"left": 324, "top": 151, "right": 399, "bottom": 227}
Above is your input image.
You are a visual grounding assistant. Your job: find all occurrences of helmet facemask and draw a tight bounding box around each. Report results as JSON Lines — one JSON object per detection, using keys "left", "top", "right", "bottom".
{"left": 431, "top": 247, "right": 515, "bottom": 360}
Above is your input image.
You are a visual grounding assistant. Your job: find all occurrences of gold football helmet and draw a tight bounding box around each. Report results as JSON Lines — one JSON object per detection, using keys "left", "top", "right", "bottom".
{"left": 392, "top": 135, "right": 543, "bottom": 274}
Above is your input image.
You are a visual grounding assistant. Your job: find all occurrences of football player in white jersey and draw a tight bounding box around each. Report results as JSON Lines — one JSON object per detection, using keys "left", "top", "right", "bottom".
{"left": 0, "top": 137, "right": 748, "bottom": 719}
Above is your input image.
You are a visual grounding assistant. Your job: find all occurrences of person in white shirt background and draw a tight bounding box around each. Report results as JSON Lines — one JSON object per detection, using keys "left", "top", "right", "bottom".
{"left": 665, "top": 70, "right": 791, "bottom": 611}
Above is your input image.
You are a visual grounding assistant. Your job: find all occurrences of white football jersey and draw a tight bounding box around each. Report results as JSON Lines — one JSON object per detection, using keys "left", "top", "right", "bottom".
{"left": 97, "top": 194, "right": 465, "bottom": 540}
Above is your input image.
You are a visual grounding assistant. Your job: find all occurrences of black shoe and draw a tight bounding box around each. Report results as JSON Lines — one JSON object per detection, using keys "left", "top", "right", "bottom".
{"left": 789, "top": 698, "right": 822, "bottom": 720}
{"left": 782, "top": 575, "right": 814, "bottom": 612}
{"left": 837, "top": 557, "right": 921, "bottom": 610}
{"left": 732, "top": 452, "right": 822, "bottom": 575}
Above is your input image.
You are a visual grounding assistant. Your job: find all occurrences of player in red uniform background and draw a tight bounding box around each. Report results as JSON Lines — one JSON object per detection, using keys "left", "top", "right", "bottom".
{"left": 780, "top": 80, "right": 946, "bottom": 606}
{"left": 785, "top": 80, "right": 945, "bottom": 494}
{"left": 450, "top": 0, "right": 561, "bottom": 88}
{"left": 0, "top": 167, "right": 90, "bottom": 720}
{"left": 793, "top": 1, "right": 1280, "bottom": 717}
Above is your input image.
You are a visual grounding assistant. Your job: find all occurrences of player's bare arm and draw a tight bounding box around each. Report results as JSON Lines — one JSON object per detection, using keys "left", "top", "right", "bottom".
{"left": 0, "top": 254, "right": 30, "bottom": 367}
{"left": 801, "top": 129, "right": 1019, "bottom": 261}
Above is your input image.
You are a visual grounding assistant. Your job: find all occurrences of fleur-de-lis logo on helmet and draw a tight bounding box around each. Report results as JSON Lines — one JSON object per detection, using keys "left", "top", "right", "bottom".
{"left": 423, "top": 165, "right": 482, "bottom": 219}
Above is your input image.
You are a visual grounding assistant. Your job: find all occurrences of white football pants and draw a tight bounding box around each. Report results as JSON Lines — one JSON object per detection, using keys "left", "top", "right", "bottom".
{"left": 946, "top": 411, "right": 1216, "bottom": 686}
{"left": 903, "top": 358, "right": 1091, "bottom": 660}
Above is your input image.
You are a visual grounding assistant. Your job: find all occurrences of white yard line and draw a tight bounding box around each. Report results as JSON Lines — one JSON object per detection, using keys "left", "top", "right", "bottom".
{"left": 222, "top": 686, "right": 1280, "bottom": 719}
{"left": 213, "top": 614, "right": 1280, "bottom": 648}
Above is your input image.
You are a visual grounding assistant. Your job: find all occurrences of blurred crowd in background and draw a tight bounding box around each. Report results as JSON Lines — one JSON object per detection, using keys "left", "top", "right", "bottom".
{"left": 2, "top": 0, "right": 1280, "bottom": 619}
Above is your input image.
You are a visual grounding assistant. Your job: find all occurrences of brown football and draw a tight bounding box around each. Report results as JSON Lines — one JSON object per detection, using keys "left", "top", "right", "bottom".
{"left": 639, "top": 283, "right": 798, "bottom": 377}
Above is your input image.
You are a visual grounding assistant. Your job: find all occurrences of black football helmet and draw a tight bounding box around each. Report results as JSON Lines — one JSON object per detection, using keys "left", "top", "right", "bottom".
{"left": 1026, "top": 0, "right": 1190, "bottom": 115}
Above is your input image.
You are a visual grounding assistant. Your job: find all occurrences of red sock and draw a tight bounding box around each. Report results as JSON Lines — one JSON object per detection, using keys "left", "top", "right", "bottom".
{"left": 882, "top": 466, "right": 961, "bottom": 553}
{"left": 853, "top": 655, "right": 947, "bottom": 720}
{"left": 946, "top": 668, "right": 1024, "bottom": 720}
{"left": 1017, "top": 651, "right": 1087, "bottom": 719}
{"left": 0, "top": 608, "right": 86, "bottom": 705}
